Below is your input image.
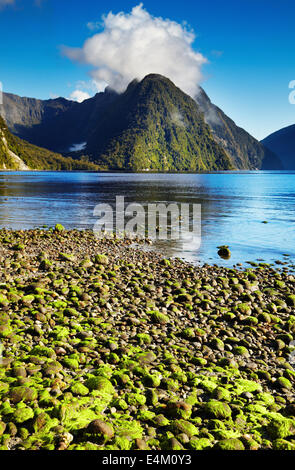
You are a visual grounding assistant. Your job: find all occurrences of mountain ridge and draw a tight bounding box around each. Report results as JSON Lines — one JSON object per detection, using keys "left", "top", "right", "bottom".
{"left": 0, "top": 74, "right": 283, "bottom": 171}
{"left": 1, "top": 89, "right": 118, "bottom": 153}
{"left": 195, "top": 87, "right": 283, "bottom": 170}
{"left": 261, "top": 124, "right": 295, "bottom": 170}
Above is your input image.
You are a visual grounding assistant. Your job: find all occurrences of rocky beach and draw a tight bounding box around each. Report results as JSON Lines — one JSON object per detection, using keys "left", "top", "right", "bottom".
{"left": 0, "top": 227, "right": 295, "bottom": 450}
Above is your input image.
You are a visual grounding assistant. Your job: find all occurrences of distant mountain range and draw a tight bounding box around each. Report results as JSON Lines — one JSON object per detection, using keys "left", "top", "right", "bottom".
{"left": 1, "top": 88, "right": 117, "bottom": 155}
{"left": 0, "top": 74, "right": 284, "bottom": 171}
{"left": 195, "top": 88, "right": 282, "bottom": 170}
{"left": 262, "top": 124, "right": 295, "bottom": 170}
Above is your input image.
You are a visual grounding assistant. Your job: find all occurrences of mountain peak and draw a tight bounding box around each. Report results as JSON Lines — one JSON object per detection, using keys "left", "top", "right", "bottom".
{"left": 139, "top": 73, "right": 184, "bottom": 92}
{"left": 141, "top": 73, "right": 173, "bottom": 83}
{"left": 85, "top": 73, "right": 233, "bottom": 171}
{"left": 1, "top": 75, "right": 283, "bottom": 171}
{"left": 125, "top": 74, "right": 183, "bottom": 96}
{"left": 104, "top": 86, "right": 119, "bottom": 96}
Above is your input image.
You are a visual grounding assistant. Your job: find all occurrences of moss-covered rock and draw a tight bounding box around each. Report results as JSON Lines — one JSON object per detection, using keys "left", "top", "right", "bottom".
{"left": 170, "top": 419, "right": 199, "bottom": 438}
{"left": 150, "top": 311, "right": 169, "bottom": 325}
{"left": 62, "top": 357, "right": 79, "bottom": 370}
{"left": 267, "top": 418, "right": 295, "bottom": 439}
{"left": 273, "top": 439, "right": 295, "bottom": 450}
{"left": 189, "top": 437, "right": 213, "bottom": 450}
{"left": 1, "top": 228, "right": 295, "bottom": 451}
{"left": 94, "top": 254, "right": 109, "bottom": 265}
{"left": 136, "top": 351, "right": 157, "bottom": 364}
{"left": 71, "top": 382, "right": 89, "bottom": 396}
{"left": 9, "top": 386, "right": 38, "bottom": 404}
{"left": 276, "top": 377, "right": 292, "bottom": 390}
{"left": 115, "top": 419, "right": 143, "bottom": 439}
{"left": 143, "top": 374, "right": 161, "bottom": 388}
{"left": 202, "top": 401, "right": 232, "bottom": 420}
{"left": 54, "top": 224, "right": 65, "bottom": 233}
{"left": 13, "top": 406, "right": 34, "bottom": 423}
{"left": 126, "top": 392, "right": 146, "bottom": 406}
{"left": 0, "top": 421, "right": 6, "bottom": 436}
{"left": 215, "top": 438, "right": 245, "bottom": 450}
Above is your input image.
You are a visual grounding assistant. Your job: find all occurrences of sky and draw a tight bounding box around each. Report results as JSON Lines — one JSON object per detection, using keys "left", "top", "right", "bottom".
{"left": 0, "top": 0, "right": 294, "bottom": 140}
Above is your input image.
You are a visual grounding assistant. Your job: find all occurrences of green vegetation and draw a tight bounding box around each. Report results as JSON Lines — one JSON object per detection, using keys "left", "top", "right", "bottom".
{"left": 0, "top": 116, "right": 100, "bottom": 171}
{"left": 0, "top": 229, "right": 295, "bottom": 450}
{"left": 2, "top": 75, "right": 283, "bottom": 171}
{"left": 86, "top": 74, "right": 234, "bottom": 171}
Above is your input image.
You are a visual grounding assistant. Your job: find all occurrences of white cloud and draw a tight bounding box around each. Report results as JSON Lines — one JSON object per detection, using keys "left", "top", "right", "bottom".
{"left": 63, "top": 3, "right": 207, "bottom": 97}
{"left": 68, "top": 89, "right": 91, "bottom": 103}
{"left": 66, "top": 79, "right": 105, "bottom": 104}
{"left": 202, "top": 107, "right": 222, "bottom": 127}
{"left": 75, "top": 79, "right": 106, "bottom": 93}
{"left": 86, "top": 21, "right": 101, "bottom": 31}
{"left": 170, "top": 111, "right": 187, "bottom": 128}
{"left": 69, "top": 142, "right": 87, "bottom": 152}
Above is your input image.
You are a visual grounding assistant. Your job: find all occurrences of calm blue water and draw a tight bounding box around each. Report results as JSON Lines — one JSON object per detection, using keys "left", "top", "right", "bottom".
{"left": 0, "top": 170, "right": 294, "bottom": 267}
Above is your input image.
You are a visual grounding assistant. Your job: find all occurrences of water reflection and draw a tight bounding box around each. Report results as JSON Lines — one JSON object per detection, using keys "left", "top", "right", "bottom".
{"left": 0, "top": 171, "right": 294, "bottom": 267}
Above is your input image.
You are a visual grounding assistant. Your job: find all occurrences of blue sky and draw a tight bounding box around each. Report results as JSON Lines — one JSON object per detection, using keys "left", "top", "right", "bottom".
{"left": 0, "top": 0, "right": 294, "bottom": 140}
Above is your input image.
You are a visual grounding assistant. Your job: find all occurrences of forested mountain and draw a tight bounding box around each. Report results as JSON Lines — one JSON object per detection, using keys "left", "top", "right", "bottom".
{"left": 0, "top": 74, "right": 283, "bottom": 171}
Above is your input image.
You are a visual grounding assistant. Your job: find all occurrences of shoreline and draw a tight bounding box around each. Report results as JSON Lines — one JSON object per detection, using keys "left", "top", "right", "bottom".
{"left": 0, "top": 228, "right": 295, "bottom": 450}
{"left": 0, "top": 169, "right": 292, "bottom": 174}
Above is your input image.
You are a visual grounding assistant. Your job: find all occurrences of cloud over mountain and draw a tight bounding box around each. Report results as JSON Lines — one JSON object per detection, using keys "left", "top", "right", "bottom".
{"left": 69, "top": 89, "right": 91, "bottom": 103}
{"left": 63, "top": 3, "right": 207, "bottom": 97}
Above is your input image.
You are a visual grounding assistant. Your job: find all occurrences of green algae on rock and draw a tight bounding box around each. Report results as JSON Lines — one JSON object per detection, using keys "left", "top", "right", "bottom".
{"left": 0, "top": 228, "right": 295, "bottom": 450}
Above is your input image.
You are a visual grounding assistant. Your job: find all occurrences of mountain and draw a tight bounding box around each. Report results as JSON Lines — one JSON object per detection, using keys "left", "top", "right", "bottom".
{"left": 1, "top": 74, "right": 282, "bottom": 171}
{"left": 0, "top": 115, "right": 99, "bottom": 171}
{"left": 2, "top": 93, "right": 74, "bottom": 146}
{"left": 195, "top": 87, "right": 283, "bottom": 170}
{"left": 2, "top": 76, "right": 233, "bottom": 171}
{"left": 85, "top": 74, "right": 233, "bottom": 171}
{"left": 1, "top": 89, "right": 118, "bottom": 153}
{"left": 261, "top": 124, "right": 295, "bottom": 169}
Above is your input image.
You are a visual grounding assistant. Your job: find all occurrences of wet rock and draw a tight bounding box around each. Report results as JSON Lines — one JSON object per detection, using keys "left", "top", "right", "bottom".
{"left": 165, "top": 401, "right": 192, "bottom": 419}
{"left": 86, "top": 420, "right": 114, "bottom": 439}
{"left": 217, "top": 246, "right": 231, "bottom": 260}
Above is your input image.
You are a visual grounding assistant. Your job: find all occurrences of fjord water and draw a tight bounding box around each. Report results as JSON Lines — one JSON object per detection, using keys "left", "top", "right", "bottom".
{"left": 0, "top": 170, "right": 294, "bottom": 267}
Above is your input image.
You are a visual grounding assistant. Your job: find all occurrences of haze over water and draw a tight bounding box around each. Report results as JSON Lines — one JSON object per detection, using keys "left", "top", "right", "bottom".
{"left": 0, "top": 170, "right": 294, "bottom": 268}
